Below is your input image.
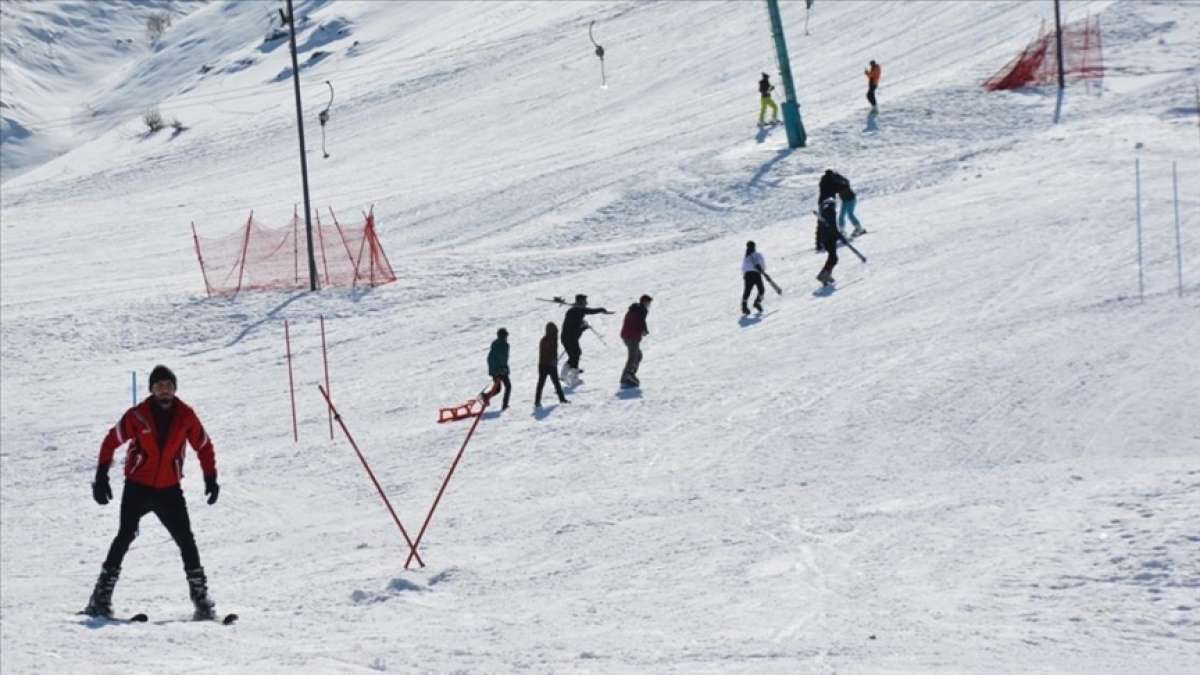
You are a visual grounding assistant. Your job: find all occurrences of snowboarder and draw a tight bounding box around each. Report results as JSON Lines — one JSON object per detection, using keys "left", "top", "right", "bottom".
{"left": 758, "top": 72, "right": 779, "bottom": 126}
{"left": 816, "top": 198, "right": 849, "bottom": 285}
{"left": 484, "top": 328, "right": 511, "bottom": 410}
{"left": 560, "top": 294, "right": 613, "bottom": 386}
{"left": 864, "top": 60, "right": 881, "bottom": 109}
{"left": 619, "top": 294, "right": 652, "bottom": 388}
{"left": 742, "top": 241, "right": 767, "bottom": 315}
{"left": 83, "top": 365, "right": 221, "bottom": 621}
{"left": 535, "top": 322, "right": 570, "bottom": 407}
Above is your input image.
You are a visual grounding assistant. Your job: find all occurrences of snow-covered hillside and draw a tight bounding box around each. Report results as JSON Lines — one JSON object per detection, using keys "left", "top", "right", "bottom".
{"left": 2, "top": 1, "right": 1198, "bottom": 672}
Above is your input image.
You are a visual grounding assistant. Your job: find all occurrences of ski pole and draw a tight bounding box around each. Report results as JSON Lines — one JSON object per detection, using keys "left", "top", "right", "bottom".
{"left": 585, "top": 323, "right": 609, "bottom": 348}
{"left": 762, "top": 271, "right": 783, "bottom": 295}
{"left": 843, "top": 240, "right": 867, "bottom": 263}
{"left": 813, "top": 209, "right": 867, "bottom": 262}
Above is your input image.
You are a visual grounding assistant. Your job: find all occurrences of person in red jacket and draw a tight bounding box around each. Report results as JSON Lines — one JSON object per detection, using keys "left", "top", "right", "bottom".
{"left": 620, "top": 295, "right": 652, "bottom": 388}
{"left": 82, "top": 365, "right": 221, "bottom": 621}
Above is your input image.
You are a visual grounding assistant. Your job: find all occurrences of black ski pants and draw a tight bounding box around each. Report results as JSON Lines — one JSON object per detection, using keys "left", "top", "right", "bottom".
{"left": 742, "top": 272, "right": 764, "bottom": 305}
{"left": 535, "top": 366, "right": 567, "bottom": 405}
{"left": 622, "top": 338, "right": 643, "bottom": 377}
{"left": 562, "top": 335, "right": 582, "bottom": 369}
{"left": 820, "top": 238, "right": 840, "bottom": 278}
{"left": 866, "top": 84, "right": 878, "bottom": 108}
{"left": 105, "top": 482, "right": 201, "bottom": 571}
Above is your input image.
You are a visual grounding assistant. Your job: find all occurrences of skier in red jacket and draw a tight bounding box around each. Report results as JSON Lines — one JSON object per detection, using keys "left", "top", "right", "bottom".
{"left": 620, "top": 295, "right": 652, "bottom": 388}
{"left": 82, "top": 365, "right": 222, "bottom": 621}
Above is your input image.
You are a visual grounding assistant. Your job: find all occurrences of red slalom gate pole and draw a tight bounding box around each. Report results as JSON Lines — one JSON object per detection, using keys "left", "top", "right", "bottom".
{"left": 320, "top": 315, "right": 333, "bottom": 440}
{"left": 404, "top": 398, "right": 489, "bottom": 569}
{"left": 318, "top": 385, "right": 425, "bottom": 567}
{"left": 285, "top": 319, "right": 298, "bottom": 443}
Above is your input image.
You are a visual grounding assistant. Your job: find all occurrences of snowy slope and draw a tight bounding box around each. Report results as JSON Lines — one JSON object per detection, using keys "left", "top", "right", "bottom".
{"left": 2, "top": 1, "right": 1198, "bottom": 673}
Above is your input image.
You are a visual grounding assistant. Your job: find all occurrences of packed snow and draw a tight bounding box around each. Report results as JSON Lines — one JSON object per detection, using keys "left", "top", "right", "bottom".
{"left": 2, "top": 1, "right": 1198, "bottom": 672}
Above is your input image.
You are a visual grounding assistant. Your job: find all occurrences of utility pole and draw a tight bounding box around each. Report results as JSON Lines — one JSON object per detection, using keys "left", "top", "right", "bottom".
{"left": 283, "top": 0, "right": 319, "bottom": 291}
{"left": 765, "top": 0, "right": 806, "bottom": 148}
{"left": 1053, "top": 0, "right": 1066, "bottom": 90}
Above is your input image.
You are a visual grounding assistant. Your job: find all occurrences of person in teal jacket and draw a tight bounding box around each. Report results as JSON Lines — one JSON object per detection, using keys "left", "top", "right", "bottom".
{"left": 485, "top": 328, "right": 511, "bottom": 410}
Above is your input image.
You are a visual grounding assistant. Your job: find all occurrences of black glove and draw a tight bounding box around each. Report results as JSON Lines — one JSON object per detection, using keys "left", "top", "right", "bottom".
{"left": 92, "top": 464, "right": 112, "bottom": 505}
{"left": 204, "top": 474, "right": 220, "bottom": 505}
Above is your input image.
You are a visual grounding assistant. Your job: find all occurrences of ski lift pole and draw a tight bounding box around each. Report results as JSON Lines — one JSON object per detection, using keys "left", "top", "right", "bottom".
{"left": 589, "top": 20, "right": 606, "bottom": 87}
{"left": 319, "top": 80, "right": 333, "bottom": 159}
{"left": 765, "top": 0, "right": 807, "bottom": 148}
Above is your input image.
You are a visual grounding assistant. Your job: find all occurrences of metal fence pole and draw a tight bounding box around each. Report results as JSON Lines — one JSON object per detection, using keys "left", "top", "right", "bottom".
{"left": 1136, "top": 157, "right": 1144, "bottom": 301}
{"left": 1173, "top": 161, "right": 1183, "bottom": 297}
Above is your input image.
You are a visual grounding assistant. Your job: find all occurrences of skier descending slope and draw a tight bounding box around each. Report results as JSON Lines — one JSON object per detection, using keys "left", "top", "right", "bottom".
{"left": 560, "top": 294, "right": 613, "bottom": 387}
{"left": 815, "top": 198, "right": 848, "bottom": 285}
{"left": 82, "top": 365, "right": 222, "bottom": 622}
{"left": 619, "top": 294, "right": 652, "bottom": 388}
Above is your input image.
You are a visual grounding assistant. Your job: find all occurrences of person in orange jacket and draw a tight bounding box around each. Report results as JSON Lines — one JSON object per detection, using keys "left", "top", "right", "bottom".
{"left": 82, "top": 365, "right": 221, "bottom": 621}
{"left": 865, "top": 60, "right": 881, "bottom": 109}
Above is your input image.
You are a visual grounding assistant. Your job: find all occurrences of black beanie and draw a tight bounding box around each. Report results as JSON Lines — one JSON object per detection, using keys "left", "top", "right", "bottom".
{"left": 575, "top": 294, "right": 587, "bottom": 305}
{"left": 149, "top": 365, "right": 177, "bottom": 391}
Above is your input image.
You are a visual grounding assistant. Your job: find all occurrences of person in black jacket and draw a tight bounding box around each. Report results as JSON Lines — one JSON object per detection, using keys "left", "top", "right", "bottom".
{"left": 758, "top": 72, "right": 779, "bottom": 126}
{"left": 483, "top": 328, "right": 511, "bottom": 410}
{"left": 535, "top": 322, "right": 569, "bottom": 408}
{"left": 818, "top": 169, "right": 864, "bottom": 237}
{"left": 816, "top": 197, "right": 848, "bottom": 285}
{"left": 561, "top": 294, "right": 612, "bottom": 385}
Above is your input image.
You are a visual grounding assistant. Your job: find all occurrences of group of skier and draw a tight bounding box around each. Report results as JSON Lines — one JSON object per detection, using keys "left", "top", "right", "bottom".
{"left": 481, "top": 293, "right": 653, "bottom": 409}
{"left": 80, "top": 64, "right": 880, "bottom": 625}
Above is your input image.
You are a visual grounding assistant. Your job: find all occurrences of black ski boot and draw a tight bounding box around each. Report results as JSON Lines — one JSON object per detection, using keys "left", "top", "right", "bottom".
{"left": 186, "top": 567, "right": 216, "bottom": 621}
{"left": 753, "top": 297, "right": 764, "bottom": 313}
{"left": 82, "top": 564, "right": 120, "bottom": 618}
{"left": 741, "top": 302, "right": 750, "bottom": 316}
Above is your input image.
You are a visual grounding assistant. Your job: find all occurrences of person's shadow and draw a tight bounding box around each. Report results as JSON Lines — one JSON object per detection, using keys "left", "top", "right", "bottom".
{"left": 863, "top": 109, "right": 879, "bottom": 133}
{"left": 532, "top": 404, "right": 560, "bottom": 420}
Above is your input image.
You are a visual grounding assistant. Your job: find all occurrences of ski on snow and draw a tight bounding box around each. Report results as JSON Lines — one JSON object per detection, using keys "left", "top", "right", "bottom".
{"left": 77, "top": 611, "right": 238, "bottom": 625}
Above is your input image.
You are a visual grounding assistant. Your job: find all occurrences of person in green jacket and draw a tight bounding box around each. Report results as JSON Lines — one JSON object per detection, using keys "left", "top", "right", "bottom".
{"left": 485, "top": 328, "right": 511, "bottom": 410}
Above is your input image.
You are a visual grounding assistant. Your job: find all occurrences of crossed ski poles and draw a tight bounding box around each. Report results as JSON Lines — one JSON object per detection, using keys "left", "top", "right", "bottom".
{"left": 404, "top": 392, "right": 490, "bottom": 569}
{"left": 319, "top": 385, "right": 426, "bottom": 567}
{"left": 321, "top": 384, "right": 496, "bottom": 569}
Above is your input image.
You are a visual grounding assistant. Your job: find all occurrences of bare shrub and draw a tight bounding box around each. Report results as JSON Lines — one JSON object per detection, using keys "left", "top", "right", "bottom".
{"left": 146, "top": 12, "right": 172, "bottom": 43}
{"left": 143, "top": 107, "right": 165, "bottom": 133}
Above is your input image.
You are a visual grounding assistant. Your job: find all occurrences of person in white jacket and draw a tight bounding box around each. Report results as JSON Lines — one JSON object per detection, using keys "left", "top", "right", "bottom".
{"left": 741, "top": 241, "right": 767, "bottom": 315}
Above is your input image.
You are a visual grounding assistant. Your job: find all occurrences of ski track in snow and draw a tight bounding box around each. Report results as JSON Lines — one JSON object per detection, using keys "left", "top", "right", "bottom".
{"left": 2, "top": 1, "right": 1199, "bottom": 672}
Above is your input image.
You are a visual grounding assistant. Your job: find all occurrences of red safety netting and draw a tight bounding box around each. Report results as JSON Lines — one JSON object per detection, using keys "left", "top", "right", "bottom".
{"left": 191, "top": 206, "right": 396, "bottom": 296}
{"left": 984, "top": 16, "right": 1103, "bottom": 91}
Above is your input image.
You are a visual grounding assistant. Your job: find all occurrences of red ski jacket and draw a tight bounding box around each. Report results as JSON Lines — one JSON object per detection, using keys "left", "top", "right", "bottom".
{"left": 98, "top": 397, "right": 216, "bottom": 488}
{"left": 620, "top": 303, "right": 649, "bottom": 342}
